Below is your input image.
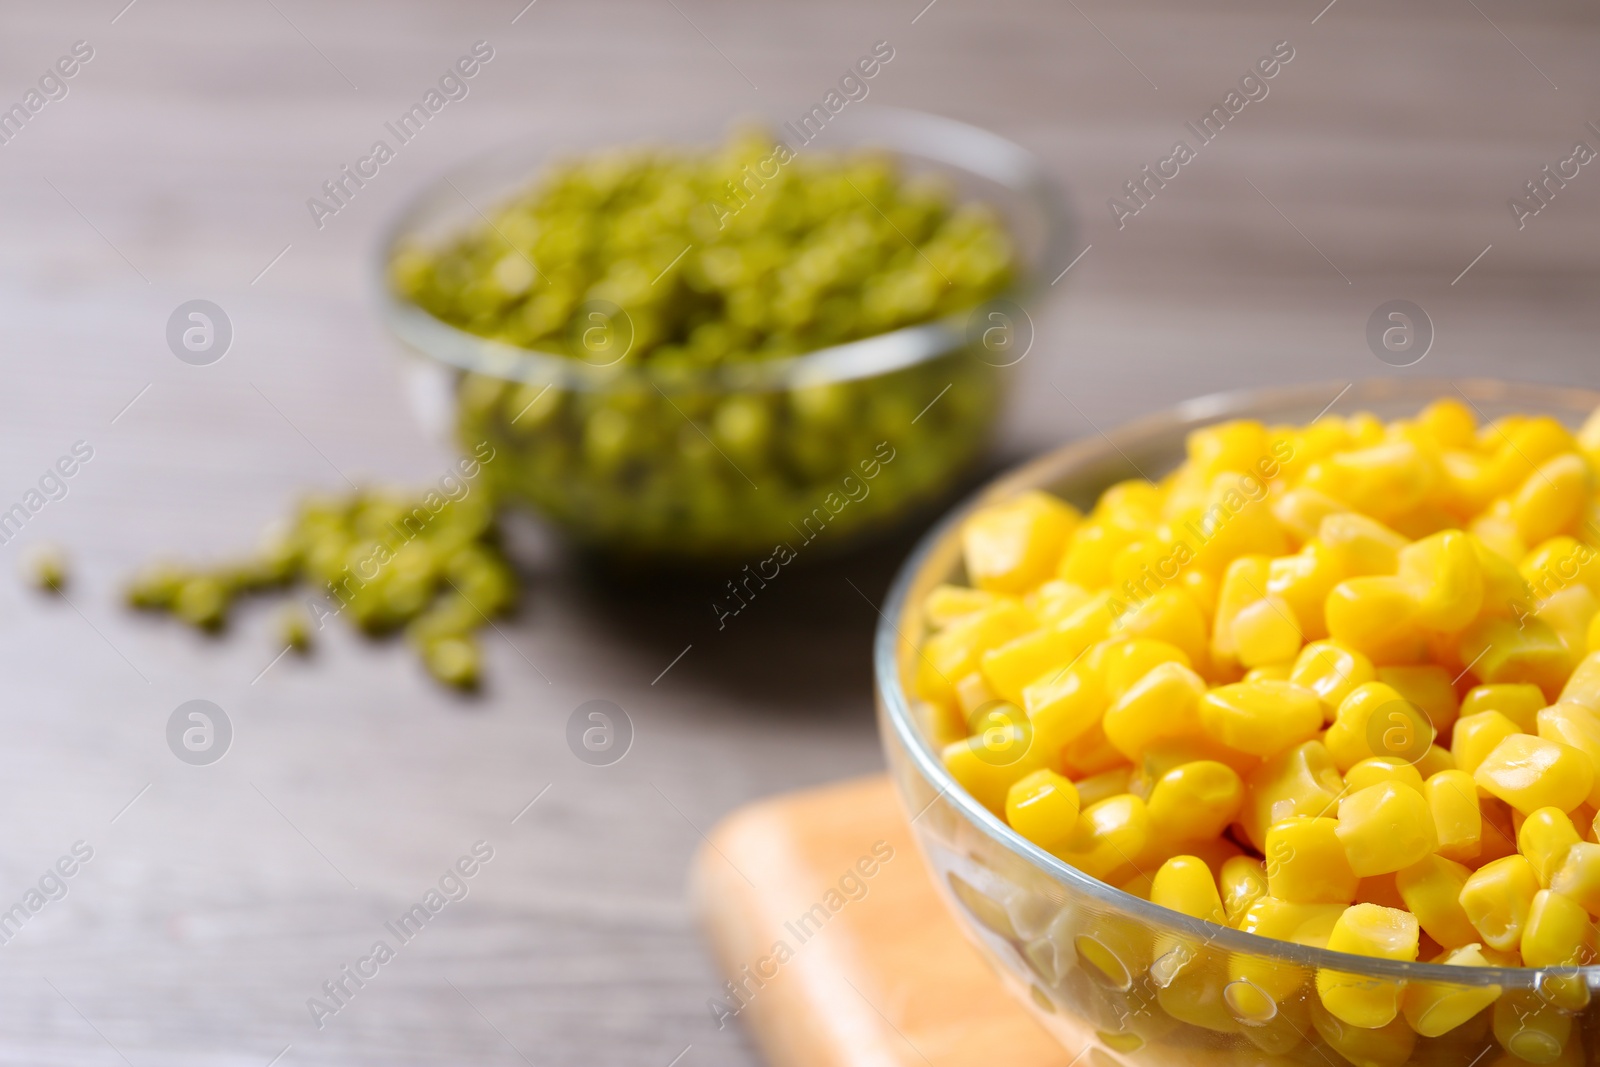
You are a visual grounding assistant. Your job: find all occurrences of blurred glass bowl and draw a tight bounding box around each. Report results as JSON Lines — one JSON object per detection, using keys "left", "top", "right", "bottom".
{"left": 377, "top": 108, "right": 1071, "bottom": 563}
{"left": 876, "top": 378, "right": 1600, "bottom": 1067}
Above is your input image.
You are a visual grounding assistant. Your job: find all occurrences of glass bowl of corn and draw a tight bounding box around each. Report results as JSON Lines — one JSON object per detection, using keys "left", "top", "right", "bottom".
{"left": 878, "top": 377, "right": 1600, "bottom": 1067}
{"left": 377, "top": 108, "right": 1071, "bottom": 563}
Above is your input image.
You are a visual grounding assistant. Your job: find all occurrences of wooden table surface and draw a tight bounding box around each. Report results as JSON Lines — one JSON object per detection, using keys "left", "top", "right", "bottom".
{"left": 1, "top": 0, "right": 1597, "bottom": 1063}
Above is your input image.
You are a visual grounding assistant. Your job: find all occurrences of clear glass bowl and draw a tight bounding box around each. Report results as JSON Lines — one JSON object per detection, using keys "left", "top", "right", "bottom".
{"left": 876, "top": 378, "right": 1600, "bottom": 1067}
{"left": 376, "top": 108, "right": 1072, "bottom": 562}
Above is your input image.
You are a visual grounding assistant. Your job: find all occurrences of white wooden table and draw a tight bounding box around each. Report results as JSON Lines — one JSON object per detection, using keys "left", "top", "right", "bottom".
{"left": 0, "top": 0, "right": 1597, "bottom": 1063}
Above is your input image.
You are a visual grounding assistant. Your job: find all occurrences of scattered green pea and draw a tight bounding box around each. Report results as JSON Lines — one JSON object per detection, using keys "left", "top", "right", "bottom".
{"left": 278, "top": 607, "right": 312, "bottom": 653}
{"left": 23, "top": 544, "right": 68, "bottom": 593}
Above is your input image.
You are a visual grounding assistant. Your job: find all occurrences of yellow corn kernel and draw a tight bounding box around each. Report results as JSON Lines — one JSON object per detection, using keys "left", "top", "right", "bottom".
{"left": 1316, "top": 903, "right": 1419, "bottom": 1028}
{"left": 1394, "top": 855, "right": 1477, "bottom": 948}
{"left": 1550, "top": 841, "right": 1600, "bottom": 917}
{"left": 1537, "top": 584, "right": 1599, "bottom": 660}
{"left": 1243, "top": 662, "right": 1293, "bottom": 682}
{"left": 1414, "top": 744, "right": 1456, "bottom": 778}
{"left": 1470, "top": 503, "right": 1529, "bottom": 569}
{"left": 1145, "top": 760, "right": 1243, "bottom": 844}
{"left": 1112, "top": 586, "right": 1209, "bottom": 670}
{"left": 1460, "top": 855, "right": 1540, "bottom": 952}
{"left": 1264, "top": 816, "right": 1357, "bottom": 904}
{"left": 1375, "top": 664, "right": 1460, "bottom": 737}
{"left": 1230, "top": 596, "right": 1304, "bottom": 669}
{"left": 953, "top": 672, "right": 998, "bottom": 718}
{"left": 1102, "top": 661, "right": 1207, "bottom": 761}
{"left": 1537, "top": 703, "right": 1600, "bottom": 810}
{"left": 1462, "top": 682, "right": 1547, "bottom": 733}
{"left": 1220, "top": 855, "right": 1268, "bottom": 925}
{"left": 1091, "top": 637, "right": 1193, "bottom": 703}
{"left": 1400, "top": 943, "right": 1504, "bottom": 1038}
{"left": 1560, "top": 650, "right": 1600, "bottom": 711}
{"left": 1396, "top": 530, "right": 1485, "bottom": 632}
{"left": 1317, "top": 512, "right": 1409, "bottom": 576}
{"left": 981, "top": 595, "right": 1117, "bottom": 705}
{"left": 1272, "top": 486, "right": 1347, "bottom": 544}
{"left": 924, "top": 584, "right": 1003, "bottom": 628}
{"left": 1326, "top": 681, "right": 1428, "bottom": 773}
{"left": 1417, "top": 397, "right": 1478, "bottom": 449}
{"left": 1325, "top": 575, "right": 1428, "bottom": 665}
{"left": 1474, "top": 734, "right": 1595, "bottom": 815}
{"left": 916, "top": 600, "right": 1035, "bottom": 707}
{"left": 1459, "top": 615, "right": 1573, "bottom": 700}
{"left": 1023, "top": 578, "right": 1093, "bottom": 627}
{"left": 1309, "top": 995, "right": 1416, "bottom": 1067}
{"left": 1303, "top": 439, "right": 1439, "bottom": 525}
{"left": 1059, "top": 719, "right": 1127, "bottom": 778}
{"left": 1511, "top": 452, "right": 1590, "bottom": 547}
{"left": 942, "top": 717, "right": 1046, "bottom": 813}
{"left": 1335, "top": 782, "right": 1438, "bottom": 876}
{"left": 1523, "top": 535, "right": 1600, "bottom": 601}
{"left": 1267, "top": 544, "right": 1345, "bottom": 642}
{"left": 1425, "top": 769, "right": 1484, "bottom": 862}
{"left": 1057, "top": 519, "right": 1135, "bottom": 589}
{"left": 1198, "top": 680, "right": 1323, "bottom": 757}
{"left": 1522, "top": 888, "right": 1596, "bottom": 968}
{"left": 1241, "top": 741, "right": 1346, "bottom": 851}
{"left": 1054, "top": 793, "right": 1150, "bottom": 882}
{"left": 1345, "top": 757, "right": 1425, "bottom": 793}
{"left": 1151, "top": 855, "right": 1226, "bottom": 923}
{"left": 1519, "top": 807, "right": 1582, "bottom": 886}
{"left": 1212, "top": 555, "right": 1271, "bottom": 667}
{"left": 1074, "top": 766, "right": 1132, "bottom": 808}
{"left": 1005, "top": 768, "right": 1080, "bottom": 850}
{"left": 1233, "top": 896, "right": 1345, "bottom": 1000}
{"left": 1021, "top": 660, "right": 1104, "bottom": 755}
{"left": 961, "top": 490, "right": 1080, "bottom": 594}
{"left": 1179, "top": 568, "right": 1218, "bottom": 620}
{"left": 1291, "top": 640, "right": 1376, "bottom": 721}
{"left": 1494, "top": 990, "right": 1575, "bottom": 1067}
{"left": 1187, "top": 419, "right": 1271, "bottom": 479}
{"left": 1452, "top": 711, "right": 1522, "bottom": 776}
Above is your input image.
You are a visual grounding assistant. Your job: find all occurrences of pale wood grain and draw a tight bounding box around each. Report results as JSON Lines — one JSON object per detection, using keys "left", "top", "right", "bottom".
{"left": 0, "top": 0, "right": 1596, "bottom": 1062}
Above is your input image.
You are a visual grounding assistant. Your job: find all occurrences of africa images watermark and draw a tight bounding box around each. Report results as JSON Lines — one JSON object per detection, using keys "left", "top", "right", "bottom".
{"left": 707, "top": 840, "right": 895, "bottom": 1029}
{"left": 1108, "top": 40, "right": 1296, "bottom": 230}
{"left": 0, "top": 841, "right": 95, "bottom": 947}
{"left": 306, "top": 840, "right": 495, "bottom": 1029}
{"left": 711, "top": 441, "right": 897, "bottom": 629}
{"left": 307, "top": 41, "right": 496, "bottom": 230}
{"left": 1508, "top": 118, "right": 1600, "bottom": 231}
{"left": 307, "top": 442, "right": 496, "bottom": 629}
{"left": 0, "top": 40, "right": 95, "bottom": 148}
{"left": 0, "top": 440, "right": 95, "bottom": 548}
{"left": 705, "top": 40, "right": 897, "bottom": 230}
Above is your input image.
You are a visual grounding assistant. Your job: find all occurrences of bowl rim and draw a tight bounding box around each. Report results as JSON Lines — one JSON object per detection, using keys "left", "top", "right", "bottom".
{"left": 373, "top": 105, "right": 1075, "bottom": 392}
{"left": 876, "top": 375, "right": 1600, "bottom": 988}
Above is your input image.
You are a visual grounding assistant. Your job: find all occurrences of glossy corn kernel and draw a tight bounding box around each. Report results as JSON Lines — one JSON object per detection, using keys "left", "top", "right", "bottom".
{"left": 1460, "top": 854, "right": 1540, "bottom": 952}
{"left": 1054, "top": 793, "right": 1151, "bottom": 882}
{"left": 1264, "top": 816, "right": 1357, "bottom": 904}
{"left": 1418, "top": 397, "right": 1478, "bottom": 448}
{"left": 1290, "top": 640, "right": 1376, "bottom": 721}
{"left": 1519, "top": 807, "right": 1582, "bottom": 886}
{"left": 1199, "top": 680, "right": 1323, "bottom": 758}
{"left": 1425, "top": 769, "right": 1485, "bottom": 862}
{"left": 1315, "top": 903, "right": 1419, "bottom": 1028}
{"left": 1550, "top": 841, "right": 1600, "bottom": 917}
{"left": 1112, "top": 586, "right": 1210, "bottom": 670}
{"left": 1310, "top": 996, "right": 1417, "bottom": 1067}
{"left": 1021, "top": 660, "right": 1104, "bottom": 756}
{"left": 1560, "top": 650, "right": 1600, "bottom": 711}
{"left": 1460, "top": 615, "right": 1573, "bottom": 700}
{"left": 1005, "top": 769, "right": 1080, "bottom": 850}
{"left": 1317, "top": 511, "right": 1409, "bottom": 577}
{"left": 1345, "top": 757, "right": 1424, "bottom": 794}
{"left": 1462, "top": 682, "right": 1547, "bottom": 733}
{"left": 1219, "top": 855, "right": 1268, "bottom": 924}
{"left": 1511, "top": 452, "right": 1590, "bottom": 547}
{"left": 916, "top": 600, "right": 1035, "bottom": 707}
{"left": 1522, "top": 888, "right": 1596, "bottom": 968}
{"left": 1536, "top": 702, "right": 1600, "bottom": 808}
{"left": 1229, "top": 595, "right": 1305, "bottom": 669}
{"left": 942, "top": 720, "right": 1046, "bottom": 814}
{"left": 1271, "top": 486, "right": 1347, "bottom": 544}
{"left": 1325, "top": 681, "right": 1427, "bottom": 773}
{"left": 1101, "top": 661, "right": 1207, "bottom": 760}
{"left": 961, "top": 490, "right": 1080, "bottom": 595}
{"left": 1212, "top": 555, "right": 1272, "bottom": 668}
{"left": 1242, "top": 741, "right": 1346, "bottom": 851}
{"left": 1494, "top": 990, "right": 1575, "bottom": 1067}
{"left": 1336, "top": 782, "right": 1438, "bottom": 876}
{"left": 1325, "top": 575, "right": 1427, "bottom": 665}
{"left": 1024, "top": 578, "right": 1093, "bottom": 626}
{"left": 1057, "top": 519, "right": 1135, "bottom": 589}
{"left": 1474, "top": 733, "right": 1595, "bottom": 815}
{"left": 1243, "top": 662, "right": 1293, "bottom": 682}
{"left": 1151, "top": 855, "right": 1226, "bottom": 924}
{"left": 1146, "top": 760, "right": 1244, "bottom": 844}
{"left": 1452, "top": 710, "right": 1523, "bottom": 776}
{"left": 1396, "top": 530, "right": 1485, "bottom": 632}
{"left": 923, "top": 584, "right": 1003, "bottom": 629}
{"left": 1393, "top": 855, "right": 1477, "bottom": 948}
{"left": 1376, "top": 664, "right": 1460, "bottom": 737}
{"left": 1233, "top": 896, "right": 1344, "bottom": 1001}
{"left": 1399, "top": 943, "right": 1504, "bottom": 1038}
{"left": 1414, "top": 743, "right": 1456, "bottom": 778}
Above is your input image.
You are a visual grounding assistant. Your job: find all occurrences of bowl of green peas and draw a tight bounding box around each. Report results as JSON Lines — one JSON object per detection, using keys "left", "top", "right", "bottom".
{"left": 379, "top": 107, "right": 1072, "bottom": 562}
